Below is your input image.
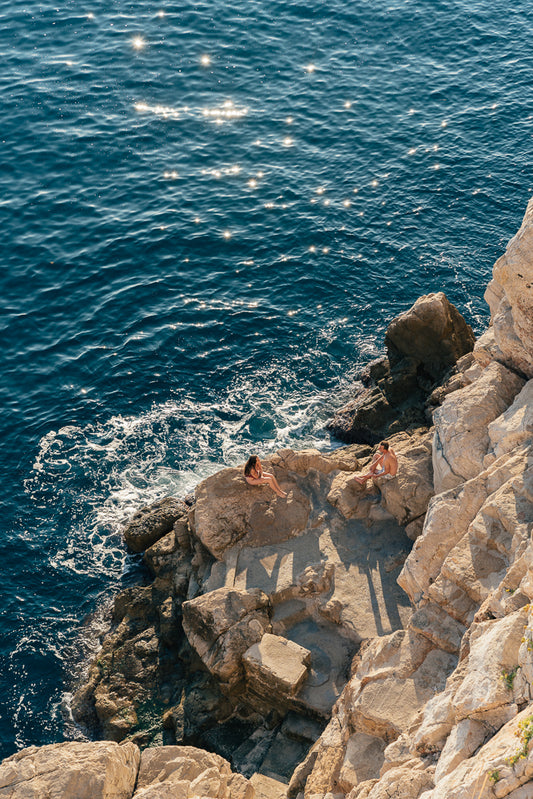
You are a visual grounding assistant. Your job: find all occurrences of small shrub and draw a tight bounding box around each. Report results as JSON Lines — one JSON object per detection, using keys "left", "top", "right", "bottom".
{"left": 508, "top": 714, "right": 533, "bottom": 766}
{"left": 501, "top": 666, "right": 519, "bottom": 691}
{"left": 488, "top": 769, "right": 500, "bottom": 783}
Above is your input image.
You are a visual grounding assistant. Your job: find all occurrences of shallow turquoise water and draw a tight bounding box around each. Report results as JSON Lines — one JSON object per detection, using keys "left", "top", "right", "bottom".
{"left": 0, "top": 0, "right": 532, "bottom": 757}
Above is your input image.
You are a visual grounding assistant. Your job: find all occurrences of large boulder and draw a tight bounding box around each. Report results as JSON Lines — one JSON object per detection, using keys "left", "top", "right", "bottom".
{"left": 326, "top": 428, "right": 433, "bottom": 534}
{"left": 0, "top": 741, "right": 139, "bottom": 799}
{"left": 182, "top": 587, "right": 271, "bottom": 690}
{"left": 243, "top": 633, "right": 311, "bottom": 709}
{"left": 327, "top": 293, "right": 474, "bottom": 444}
{"left": 385, "top": 292, "right": 475, "bottom": 380}
{"left": 484, "top": 197, "right": 533, "bottom": 379}
{"left": 193, "top": 465, "right": 310, "bottom": 560}
{"left": 122, "top": 497, "right": 188, "bottom": 553}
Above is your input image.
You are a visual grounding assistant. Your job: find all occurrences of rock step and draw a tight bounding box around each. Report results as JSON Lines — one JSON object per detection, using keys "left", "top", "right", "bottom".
{"left": 409, "top": 602, "right": 466, "bottom": 654}
{"left": 250, "top": 772, "right": 288, "bottom": 798}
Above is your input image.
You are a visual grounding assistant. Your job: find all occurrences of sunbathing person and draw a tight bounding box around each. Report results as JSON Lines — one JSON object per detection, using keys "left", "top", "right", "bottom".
{"left": 244, "top": 455, "right": 287, "bottom": 498}
{"left": 353, "top": 441, "right": 397, "bottom": 486}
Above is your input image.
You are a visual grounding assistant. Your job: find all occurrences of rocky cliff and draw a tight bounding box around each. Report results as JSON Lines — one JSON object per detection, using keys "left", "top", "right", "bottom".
{"left": 1, "top": 201, "right": 532, "bottom": 799}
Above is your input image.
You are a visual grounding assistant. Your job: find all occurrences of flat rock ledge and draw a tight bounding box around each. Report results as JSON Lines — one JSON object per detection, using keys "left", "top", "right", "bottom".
{"left": 4, "top": 201, "right": 533, "bottom": 799}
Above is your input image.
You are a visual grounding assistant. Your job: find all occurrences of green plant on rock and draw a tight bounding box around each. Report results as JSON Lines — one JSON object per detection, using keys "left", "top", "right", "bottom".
{"left": 508, "top": 714, "right": 533, "bottom": 766}
{"left": 501, "top": 665, "right": 519, "bottom": 691}
{"left": 488, "top": 769, "right": 500, "bottom": 783}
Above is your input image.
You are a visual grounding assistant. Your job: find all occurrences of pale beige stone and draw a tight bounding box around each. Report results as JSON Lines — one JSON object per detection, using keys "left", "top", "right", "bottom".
{"left": 0, "top": 741, "right": 139, "bottom": 799}
{"left": 347, "top": 780, "right": 379, "bottom": 799}
{"left": 270, "top": 447, "right": 359, "bottom": 475}
{"left": 188, "top": 765, "right": 222, "bottom": 797}
{"left": 133, "top": 781, "right": 189, "bottom": 799}
{"left": 487, "top": 380, "right": 533, "bottom": 460}
{"left": 227, "top": 772, "right": 256, "bottom": 799}
{"left": 354, "top": 630, "right": 434, "bottom": 685}
{"left": 398, "top": 446, "right": 530, "bottom": 605}
{"left": 409, "top": 603, "right": 466, "bottom": 655}
{"left": 133, "top": 745, "right": 252, "bottom": 799}
{"left": 182, "top": 588, "right": 271, "bottom": 688}
{"left": 362, "top": 760, "right": 434, "bottom": 799}
{"left": 243, "top": 633, "right": 311, "bottom": 699}
{"left": 472, "top": 326, "right": 504, "bottom": 369}
{"left": 327, "top": 430, "right": 433, "bottom": 531}
{"left": 437, "top": 533, "right": 508, "bottom": 607}
{"left": 432, "top": 361, "right": 525, "bottom": 493}
{"left": 452, "top": 608, "right": 528, "bottom": 721}
{"left": 295, "top": 716, "right": 345, "bottom": 798}
{"left": 487, "top": 197, "right": 533, "bottom": 378}
{"left": 338, "top": 733, "right": 386, "bottom": 791}
{"left": 380, "top": 733, "right": 415, "bottom": 773}
{"left": 518, "top": 610, "right": 533, "bottom": 688}
{"left": 326, "top": 471, "right": 369, "bottom": 520}
{"left": 350, "top": 649, "right": 457, "bottom": 740}
{"left": 434, "top": 718, "right": 488, "bottom": 782}
{"left": 249, "top": 772, "right": 286, "bottom": 799}
{"left": 418, "top": 705, "right": 533, "bottom": 798}
{"left": 411, "top": 687, "right": 456, "bottom": 752}
{"left": 377, "top": 429, "right": 434, "bottom": 528}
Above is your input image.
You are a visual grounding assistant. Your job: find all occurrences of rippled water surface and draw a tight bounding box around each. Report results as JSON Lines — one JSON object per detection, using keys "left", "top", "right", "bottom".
{"left": 1, "top": 0, "right": 532, "bottom": 757}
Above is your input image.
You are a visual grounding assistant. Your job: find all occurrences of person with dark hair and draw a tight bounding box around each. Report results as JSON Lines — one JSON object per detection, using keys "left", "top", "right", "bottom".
{"left": 353, "top": 441, "right": 398, "bottom": 486}
{"left": 244, "top": 455, "right": 287, "bottom": 498}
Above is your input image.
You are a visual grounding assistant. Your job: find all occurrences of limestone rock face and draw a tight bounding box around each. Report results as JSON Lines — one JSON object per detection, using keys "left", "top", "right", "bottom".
{"left": 338, "top": 733, "right": 387, "bottom": 791}
{"left": 134, "top": 745, "right": 253, "bottom": 799}
{"left": 123, "top": 497, "right": 188, "bottom": 553}
{"left": 485, "top": 197, "right": 533, "bottom": 378}
{"left": 452, "top": 609, "right": 528, "bottom": 722}
{"left": 193, "top": 464, "right": 310, "bottom": 560}
{"left": 419, "top": 706, "right": 533, "bottom": 799}
{"left": 182, "top": 587, "right": 271, "bottom": 689}
{"left": 433, "top": 718, "right": 488, "bottom": 783}
{"left": 385, "top": 292, "right": 475, "bottom": 380}
{"left": 487, "top": 379, "right": 533, "bottom": 460}
{"left": 432, "top": 361, "right": 525, "bottom": 493}
{"left": 0, "top": 741, "right": 140, "bottom": 799}
{"left": 352, "top": 760, "right": 435, "bottom": 799}
{"left": 398, "top": 446, "right": 530, "bottom": 606}
{"left": 349, "top": 648, "right": 457, "bottom": 741}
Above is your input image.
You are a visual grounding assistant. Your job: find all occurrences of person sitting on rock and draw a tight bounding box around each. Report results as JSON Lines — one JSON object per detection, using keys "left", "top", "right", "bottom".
{"left": 353, "top": 441, "right": 398, "bottom": 487}
{"left": 244, "top": 455, "right": 287, "bottom": 498}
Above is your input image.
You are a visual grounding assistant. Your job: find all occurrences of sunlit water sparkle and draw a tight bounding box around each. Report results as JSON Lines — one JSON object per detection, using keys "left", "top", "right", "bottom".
{"left": 1, "top": 0, "right": 532, "bottom": 759}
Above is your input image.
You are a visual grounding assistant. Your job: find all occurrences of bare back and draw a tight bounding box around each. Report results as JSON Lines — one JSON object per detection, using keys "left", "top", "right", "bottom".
{"left": 383, "top": 448, "right": 398, "bottom": 476}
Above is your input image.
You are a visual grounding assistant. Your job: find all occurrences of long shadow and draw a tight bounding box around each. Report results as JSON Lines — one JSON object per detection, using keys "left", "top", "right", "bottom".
{"left": 234, "top": 533, "right": 323, "bottom": 597}
{"left": 329, "top": 508, "right": 412, "bottom": 635}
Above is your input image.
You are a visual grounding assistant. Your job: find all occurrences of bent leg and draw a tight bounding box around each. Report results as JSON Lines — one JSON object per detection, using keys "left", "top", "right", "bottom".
{"left": 263, "top": 473, "right": 287, "bottom": 498}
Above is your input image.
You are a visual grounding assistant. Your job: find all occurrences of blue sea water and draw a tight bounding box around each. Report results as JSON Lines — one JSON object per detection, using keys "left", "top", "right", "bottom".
{"left": 1, "top": 0, "right": 532, "bottom": 759}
